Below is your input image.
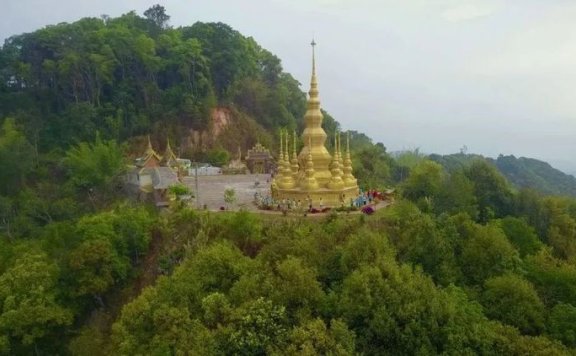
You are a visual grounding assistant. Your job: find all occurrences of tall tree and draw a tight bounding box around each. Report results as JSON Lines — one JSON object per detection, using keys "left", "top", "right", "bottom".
{"left": 0, "top": 118, "right": 34, "bottom": 196}
{"left": 65, "top": 134, "right": 125, "bottom": 203}
{"left": 465, "top": 160, "right": 514, "bottom": 222}
{"left": 144, "top": 5, "right": 170, "bottom": 30}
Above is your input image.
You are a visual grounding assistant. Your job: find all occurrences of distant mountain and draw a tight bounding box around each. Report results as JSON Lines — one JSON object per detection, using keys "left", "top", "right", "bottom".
{"left": 429, "top": 153, "right": 576, "bottom": 197}
{"left": 493, "top": 155, "right": 576, "bottom": 197}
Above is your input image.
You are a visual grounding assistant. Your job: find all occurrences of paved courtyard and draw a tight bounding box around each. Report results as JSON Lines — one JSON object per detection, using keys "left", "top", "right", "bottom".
{"left": 182, "top": 174, "right": 272, "bottom": 211}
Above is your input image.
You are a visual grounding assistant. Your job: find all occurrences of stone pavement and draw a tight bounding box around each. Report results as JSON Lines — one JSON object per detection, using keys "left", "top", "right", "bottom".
{"left": 182, "top": 174, "right": 272, "bottom": 211}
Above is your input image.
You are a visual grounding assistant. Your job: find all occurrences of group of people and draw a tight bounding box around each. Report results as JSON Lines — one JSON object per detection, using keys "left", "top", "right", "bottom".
{"left": 351, "top": 189, "right": 381, "bottom": 208}
{"left": 254, "top": 188, "right": 382, "bottom": 213}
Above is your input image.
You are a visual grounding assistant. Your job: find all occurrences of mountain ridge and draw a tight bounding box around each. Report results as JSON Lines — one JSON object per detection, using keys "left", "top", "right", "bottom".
{"left": 429, "top": 152, "right": 576, "bottom": 197}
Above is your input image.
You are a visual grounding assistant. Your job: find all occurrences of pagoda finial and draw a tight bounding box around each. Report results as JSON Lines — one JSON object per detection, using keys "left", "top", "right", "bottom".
{"left": 334, "top": 130, "right": 337, "bottom": 156}
{"left": 346, "top": 132, "right": 350, "bottom": 156}
{"left": 290, "top": 130, "right": 299, "bottom": 178}
{"left": 310, "top": 39, "right": 319, "bottom": 91}
{"left": 328, "top": 130, "right": 344, "bottom": 189}
{"left": 311, "top": 39, "right": 317, "bottom": 78}
{"left": 342, "top": 131, "right": 357, "bottom": 188}
{"left": 277, "top": 130, "right": 286, "bottom": 180}
{"left": 279, "top": 129, "right": 296, "bottom": 189}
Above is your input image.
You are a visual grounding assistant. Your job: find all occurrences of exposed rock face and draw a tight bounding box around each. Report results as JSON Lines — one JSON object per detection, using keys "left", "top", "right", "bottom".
{"left": 187, "top": 107, "right": 232, "bottom": 150}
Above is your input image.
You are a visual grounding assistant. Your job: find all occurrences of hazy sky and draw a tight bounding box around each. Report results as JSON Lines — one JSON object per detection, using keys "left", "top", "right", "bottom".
{"left": 3, "top": 0, "right": 576, "bottom": 173}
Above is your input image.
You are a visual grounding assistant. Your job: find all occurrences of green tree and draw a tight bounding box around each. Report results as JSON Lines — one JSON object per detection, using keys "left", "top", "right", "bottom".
{"left": 68, "top": 239, "right": 125, "bottom": 305}
{"left": 206, "top": 147, "right": 230, "bottom": 167}
{"left": 224, "top": 188, "right": 237, "bottom": 210}
{"left": 65, "top": 135, "right": 125, "bottom": 195}
{"left": 482, "top": 274, "right": 545, "bottom": 335}
{"left": 143, "top": 4, "right": 170, "bottom": 30}
{"left": 201, "top": 292, "right": 232, "bottom": 328}
{"left": 352, "top": 142, "right": 392, "bottom": 188}
{"left": 525, "top": 249, "right": 576, "bottom": 306}
{"left": 391, "top": 148, "right": 426, "bottom": 182}
{"left": 227, "top": 298, "right": 287, "bottom": 355}
{"left": 112, "top": 286, "right": 214, "bottom": 355}
{"left": 547, "top": 211, "right": 576, "bottom": 260}
{"left": 496, "top": 217, "right": 542, "bottom": 257}
{"left": 547, "top": 303, "right": 576, "bottom": 347}
{"left": 382, "top": 201, "right": 460, "bottom": 285}
{"left": 0, "top": 118, "right": 34, "bottom": 196}
{"left": 271, "top": 256, "right": 324, "bottom": 318}
{"left": 464, "top": 160, "right": 513, "bottom": 222}
{"left": 277, "top": 318, "right": 356, "bottom": 356}
{"left": 401, "top": 160, "right": 444, "bottom": 211}
{"left": 0, "top": 253, "right": 72, "bottom": 353}
{"left": 459, "top": 224, "right": 518, "bottom": 285}
{"left": 221, "top": 210, "right": 263, "bottom": 256}
{"left": 433, "top": 170, "right": 479, "bottom": 219}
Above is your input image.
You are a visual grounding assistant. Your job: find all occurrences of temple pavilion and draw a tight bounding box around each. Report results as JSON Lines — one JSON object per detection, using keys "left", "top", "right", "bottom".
{"left": 246, "top": 143, "right": 274, "bottom": 174}
{"left": 271, "top": 41, "right": 359, "bottom": 207}
{"left": 127, "top": 137, "right": 184, "bottom": 207}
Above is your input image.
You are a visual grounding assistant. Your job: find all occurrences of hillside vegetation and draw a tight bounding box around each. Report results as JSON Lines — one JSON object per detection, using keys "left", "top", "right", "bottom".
{"left": 430, "top": 153, "right": 576, "bottom": 198}
{"left": 1, "top": 6, "right": 576, "bottom": 355}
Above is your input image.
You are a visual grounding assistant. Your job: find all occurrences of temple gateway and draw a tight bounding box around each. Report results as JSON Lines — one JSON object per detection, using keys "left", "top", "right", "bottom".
{"left": 271, "top": 41, "right": 359, "bottom": 207}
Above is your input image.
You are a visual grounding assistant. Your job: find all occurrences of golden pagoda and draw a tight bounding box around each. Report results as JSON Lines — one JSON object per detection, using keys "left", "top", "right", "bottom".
{"left": 271, "top": 41, "right": 359, "bottom": 207}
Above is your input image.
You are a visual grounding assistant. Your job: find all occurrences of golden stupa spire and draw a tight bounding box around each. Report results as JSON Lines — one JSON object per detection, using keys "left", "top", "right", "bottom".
{"left": 270, "top": 40, "right": 359, "bottom": 206}
{"left": 290, "top": 130, "right": 299, "bottom": 178}
{"left": 336, "top": 132, "right": 343, "bottom": 167}
{"left": 311, "top": 39, "right": 317, "bottom": 85}
{"left": 308, "top": 39, "right": 320, "bottom": 114}
{"left": 329, "top": 130, "right": 337, "bottom": 170}
{"left": 342, "top": 132, "right": 357, "bottom": 187}
{"left": 302, "top": 135, "right": 319, "bottom": 190}
{"left": 283, "top": 129, "right": 290, "bottom": 170}
{"left": 328, "top": 130, "right": 344, "bottom": 189}
{"left": 298, "top": 39, "right": 333, "bottom": 184}
{"left": 336, "top": 132, "right": 344, "bottom": 178}
{"left": 279, "top": 129, "right": 295, "bottom": 189}
{"left": 277, "top": 130, "right": 286, "bottom": 184}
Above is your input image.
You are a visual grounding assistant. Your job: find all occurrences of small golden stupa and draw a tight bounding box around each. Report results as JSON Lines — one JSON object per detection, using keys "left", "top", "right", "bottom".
{"left": 271, "top": 40, "right": 359, "bottom": 207}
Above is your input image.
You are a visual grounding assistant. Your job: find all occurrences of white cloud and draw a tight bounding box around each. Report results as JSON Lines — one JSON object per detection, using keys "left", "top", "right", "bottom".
{"left": 441, "top": 3, "right": 496, "bottom": 22}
